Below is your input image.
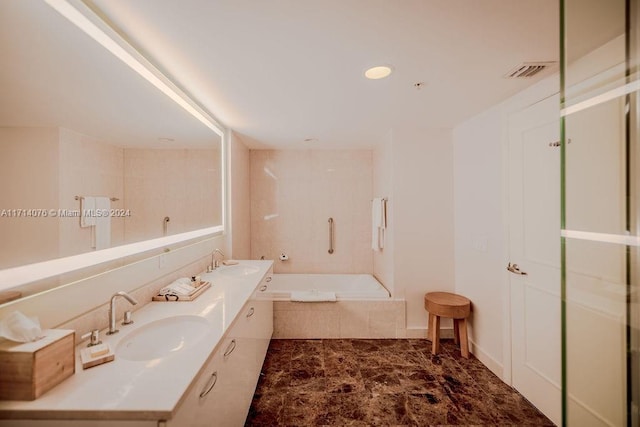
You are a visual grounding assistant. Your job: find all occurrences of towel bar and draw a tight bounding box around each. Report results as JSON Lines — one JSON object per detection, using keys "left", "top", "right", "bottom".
{"left": 75, "top": 195, "right": 119, "bottom": 202}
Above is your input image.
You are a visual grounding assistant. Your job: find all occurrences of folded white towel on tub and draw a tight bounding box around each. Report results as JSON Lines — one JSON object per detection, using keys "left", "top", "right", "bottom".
{"left": 290, "top": 290, "right": 337, "bottom": 302}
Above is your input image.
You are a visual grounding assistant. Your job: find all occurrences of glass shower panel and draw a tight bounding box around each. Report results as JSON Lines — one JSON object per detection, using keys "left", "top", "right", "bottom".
{"left": 563, "top": 0, "right": 626, "bottom": 108}
{"left": 564, "top": 97, "right": 626, "bottom": 236}
{"left": 565, "top": 238, "right": 626, "bottom": 426}
{"left": 562, "top": 0, "right": 638, "bottom": 426}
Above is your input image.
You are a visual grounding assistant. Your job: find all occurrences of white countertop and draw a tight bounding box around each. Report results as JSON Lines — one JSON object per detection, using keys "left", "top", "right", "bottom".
{"left": 0, "top": 260, "right": 273, "bottom": 421}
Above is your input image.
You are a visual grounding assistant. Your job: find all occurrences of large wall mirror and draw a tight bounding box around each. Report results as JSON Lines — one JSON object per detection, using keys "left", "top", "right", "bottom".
{"left": 0, "top": 0, "right": 225, "bottom": 302}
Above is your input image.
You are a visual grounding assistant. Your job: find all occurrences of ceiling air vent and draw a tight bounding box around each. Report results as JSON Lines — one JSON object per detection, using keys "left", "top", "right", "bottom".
{"left": 504, "top": 62, "right": 556, "bottom": 78}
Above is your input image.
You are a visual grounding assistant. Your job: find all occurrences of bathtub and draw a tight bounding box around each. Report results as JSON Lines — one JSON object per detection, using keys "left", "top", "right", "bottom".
{"left": 263, "top": 273, "right": 391, "bottom": 301}
{"left": 260, "top": 274, "right": 404, "bottom": 339}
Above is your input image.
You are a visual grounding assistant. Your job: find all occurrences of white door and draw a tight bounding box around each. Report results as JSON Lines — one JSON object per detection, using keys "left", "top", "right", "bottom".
{"left": 508, "top": 93, "right": 561, "bottom": 425}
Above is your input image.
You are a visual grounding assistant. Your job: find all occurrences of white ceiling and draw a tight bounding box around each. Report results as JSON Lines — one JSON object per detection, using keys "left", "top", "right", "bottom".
{"left": 89, "top": 0, "right": 559, "bottom": 149}
{"left": 2, "top": 0, "right": 561, "bottom": 150}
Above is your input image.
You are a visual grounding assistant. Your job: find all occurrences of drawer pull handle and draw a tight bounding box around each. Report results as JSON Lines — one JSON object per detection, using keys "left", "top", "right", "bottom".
{"left": 265, "top": 277, "right": 272, "bottom": 282}
{"left": 259, "top": 285, "right": 268, "bottom": 292}
{"left": 199, "top": 371, "right": 218, "bottom": 398}
{"left": 246, "top": 307, "right": 255, "bottom": 318}
{"left": 224, "top": 339, "right": 237, "bottom": 357}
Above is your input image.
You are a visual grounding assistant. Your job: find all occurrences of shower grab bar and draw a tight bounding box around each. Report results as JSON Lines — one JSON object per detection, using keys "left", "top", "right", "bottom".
{"left": 328, "top": 217, "right": 334, "bottom": 254}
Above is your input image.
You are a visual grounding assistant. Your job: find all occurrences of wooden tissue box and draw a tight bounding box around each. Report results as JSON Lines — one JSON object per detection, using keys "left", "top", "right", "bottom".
{"left": 0, "top": 329, "right": 75, "bottom": 400}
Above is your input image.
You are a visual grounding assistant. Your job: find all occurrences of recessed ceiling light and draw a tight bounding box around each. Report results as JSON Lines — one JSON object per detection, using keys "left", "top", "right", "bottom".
{"left": 365, "top": 65, "right": 393, "bottom": 80}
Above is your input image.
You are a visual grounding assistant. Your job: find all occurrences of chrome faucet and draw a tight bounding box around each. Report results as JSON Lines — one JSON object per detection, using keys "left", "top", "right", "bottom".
{"left": 107, "top": 291, "right": 138, "bottom": 335}
{"left": 207, "top": 249, "right": 225, "bottom": 272}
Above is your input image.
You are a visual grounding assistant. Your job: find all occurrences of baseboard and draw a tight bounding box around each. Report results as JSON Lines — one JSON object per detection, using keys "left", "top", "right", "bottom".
{"left": 404, "top": 328, "right": 505, "bottom": 381}
{"left": 404, "top": 327, "right": 454, "bottom": 339}
{"left": 469, "top": 338, "right": 504, "bottom": 380}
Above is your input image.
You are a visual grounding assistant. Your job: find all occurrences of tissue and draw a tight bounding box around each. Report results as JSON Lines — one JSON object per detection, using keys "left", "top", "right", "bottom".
{"left": 0, "top": 311, "right": 43, "bottom": 342}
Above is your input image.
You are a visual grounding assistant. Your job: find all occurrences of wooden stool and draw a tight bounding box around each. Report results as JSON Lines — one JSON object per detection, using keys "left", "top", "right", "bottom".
{"left": 424, "top": 292, "right": 471, "bottom": 358}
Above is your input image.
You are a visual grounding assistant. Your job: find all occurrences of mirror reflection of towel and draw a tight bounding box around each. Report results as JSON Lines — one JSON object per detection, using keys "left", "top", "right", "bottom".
{"left": 80, "top": 196, "right": 95, "bottom": 228}
{"left": 93, "top": 197, "right": 111, "bottom": 250}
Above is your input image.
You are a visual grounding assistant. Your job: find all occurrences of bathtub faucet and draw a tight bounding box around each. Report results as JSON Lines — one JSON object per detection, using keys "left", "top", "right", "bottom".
{"left": 207, "top": 249, "right": 225, "bottom": 272}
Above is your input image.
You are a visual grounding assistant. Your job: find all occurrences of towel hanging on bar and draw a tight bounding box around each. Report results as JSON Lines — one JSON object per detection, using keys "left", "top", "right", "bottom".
{"left": 80, "top": 196, "right": 96, "bottom": 228}
{"left": 371, "top": 197, "right": 387, "bottom": 251}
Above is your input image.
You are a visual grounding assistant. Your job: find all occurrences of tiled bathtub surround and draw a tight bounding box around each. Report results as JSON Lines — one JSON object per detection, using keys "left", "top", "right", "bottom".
{"left": 273, "top": 301, "right": 406, "bottom": 339}
{"left": 246, "top": 339, "right": 554, "bottom": 426}
{"left": 250, "top": 150, "right": 373, "bottom": 274}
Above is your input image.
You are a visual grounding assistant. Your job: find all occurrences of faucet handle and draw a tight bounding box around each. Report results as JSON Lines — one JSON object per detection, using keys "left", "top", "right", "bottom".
{"left": 122, "top": 310, "right": 134, "bottom": 326}
{"left": 81, "top": 329, "right": 102, "bottom": 347}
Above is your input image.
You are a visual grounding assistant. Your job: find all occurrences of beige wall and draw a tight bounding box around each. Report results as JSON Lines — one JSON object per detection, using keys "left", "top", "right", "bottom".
{"left": 453, "top": 76, "right": 558, "bottom": 376}
{"left": 230, "top": 132, "right": 251, "bottom": 259}
{"left": 0, "top": 127, "right": 60, "bottom": 269}
{"left": 123, "top": 147, "right": 221, "bottom": 244}
{"left": 372, "top": 127, "right": 455, "bottom": 331}
{"left": 250, "top": 150, "right": 373, "bottom": 273}
{"left": 58, "top": 128, "right": 124, "bottom": 257}
{"left": 372, "top": 130, "right": 394, "bottom": 295}
{"left": 391, "top": 127, "right": 455, "bottom": 331}
{"left": 0, "top": 127, "right": 126, "bottom": 266}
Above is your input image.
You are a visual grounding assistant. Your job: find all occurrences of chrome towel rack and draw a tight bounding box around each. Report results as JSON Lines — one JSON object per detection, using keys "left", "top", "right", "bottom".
{"left": 75, "top": 195, "right": 119, "bottom": 202}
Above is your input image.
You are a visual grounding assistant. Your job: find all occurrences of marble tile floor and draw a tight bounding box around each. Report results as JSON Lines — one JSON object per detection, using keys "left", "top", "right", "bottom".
{"left": 245, "top": 339, "right": 554, "bottom": 426}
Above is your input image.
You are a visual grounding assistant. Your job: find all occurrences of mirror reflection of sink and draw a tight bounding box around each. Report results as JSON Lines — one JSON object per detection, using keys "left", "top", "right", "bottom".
{"left": 218, "top": 265, "right": 260, "bottom": 277}
{"left": 116, "top": 315, "right": 209, "bottom": 361}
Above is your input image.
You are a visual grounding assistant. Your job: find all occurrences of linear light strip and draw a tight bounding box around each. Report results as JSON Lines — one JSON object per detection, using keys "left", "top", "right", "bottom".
{"left": 0, "top": 226, "right": 223, "bottom": 291}
{"left": 43, "top": 0, "right": 223, "bottom": 136}
{"left": 561, "top": 79, "right": 640, "bottom": 117}
{"left": 561, "top": 229, "right": 640, "bottom": 247}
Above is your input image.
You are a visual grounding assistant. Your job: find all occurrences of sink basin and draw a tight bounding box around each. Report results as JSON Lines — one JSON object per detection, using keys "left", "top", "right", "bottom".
{"left": 217, "top": 264, "right": 260, "bottom": 277}
{"left": 116, "top": 315, "right": 209, "bottom": 361}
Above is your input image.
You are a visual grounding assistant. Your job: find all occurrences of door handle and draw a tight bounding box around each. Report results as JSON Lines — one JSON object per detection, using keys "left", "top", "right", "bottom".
{"left": 507, "top": 262, "right": 527, "bottom": 275}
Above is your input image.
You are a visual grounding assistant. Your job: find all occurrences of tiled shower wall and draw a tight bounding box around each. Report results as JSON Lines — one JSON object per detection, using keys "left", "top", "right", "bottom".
{"left": 250, "top": 150, "right": 373, "bottom": 274}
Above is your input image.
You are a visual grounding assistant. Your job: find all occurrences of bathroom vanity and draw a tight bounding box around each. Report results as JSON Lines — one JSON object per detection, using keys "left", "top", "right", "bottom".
{"left": 0, "top": 260, "right": 274, "bottom": 427}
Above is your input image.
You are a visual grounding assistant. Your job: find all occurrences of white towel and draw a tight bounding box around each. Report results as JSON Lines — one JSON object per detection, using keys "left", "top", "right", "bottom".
{"left": 93, "top": 197, "right": 111, "bottom": 250}
{"left": 80, "top": 196, "right": 95, "bottom": 227}
{"left": 371, "top": 197, "right": 387, "bottom": 251}
{"left": 290, "top": 290, "right": 337, "bottom": 302}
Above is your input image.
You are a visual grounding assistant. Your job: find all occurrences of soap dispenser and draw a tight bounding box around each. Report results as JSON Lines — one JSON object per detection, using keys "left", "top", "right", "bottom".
{"left": 81, "top": 329, "right": 102, "bottom": 347}
{"left": 80, "top": 329, "right": 114, "bottom": 369}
